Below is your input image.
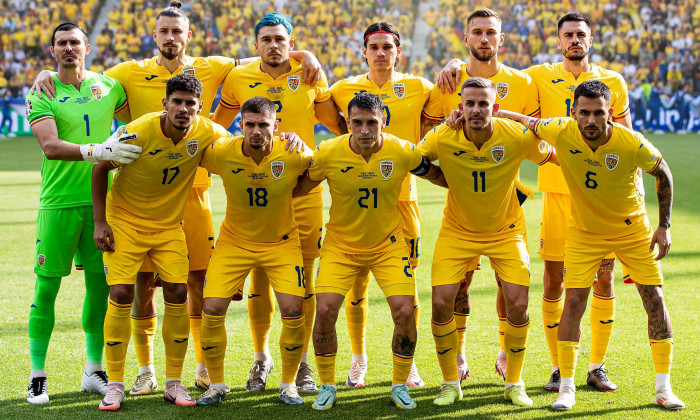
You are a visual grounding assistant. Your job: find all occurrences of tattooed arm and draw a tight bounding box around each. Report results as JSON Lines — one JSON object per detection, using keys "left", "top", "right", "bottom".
{"left": 494, "top": 108, "right": 540, "bottom": 131}
{"left": 648, "top": 158, "right": 673, "bottom": 260}
{"left": 419, "top": 115, "right": 441, "bottom": 139}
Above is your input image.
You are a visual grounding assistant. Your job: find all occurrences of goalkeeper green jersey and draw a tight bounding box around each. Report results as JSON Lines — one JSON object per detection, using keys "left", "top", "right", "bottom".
{"left": 26, "top": 71, "right": 127, "bottom": 209}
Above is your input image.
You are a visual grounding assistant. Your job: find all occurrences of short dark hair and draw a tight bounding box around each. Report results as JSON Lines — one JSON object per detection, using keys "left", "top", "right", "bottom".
{"left": 157, "top": 1, "right": 190, "bottom": 25}
{"left": 166, "top": 74, "right": 202, "bottom": 98}
{"left": 348, "top": 92, "right": 384, "bottom": 115}
{"left": 557, "top": 12, "right": 591, "bottom": 33}
{"left": 51, "top": 22, "right": 88, "bottom": 46}
{"left": 255, "top": 12, "right": 293, "bottom": 39}
{"left": 461, "top": 77, "right": 496, "bottom": 93}
{"left": 573, "top": 80, "right": 610, "bottom": 106}
{"left": 363, "top": 21, "right": 400, "bottom": 48}
{"left": 240, "top": 96, "right": 277, "bottom": 118}
{"left": 466, "top": 8, "right": 502, "bottom": 28}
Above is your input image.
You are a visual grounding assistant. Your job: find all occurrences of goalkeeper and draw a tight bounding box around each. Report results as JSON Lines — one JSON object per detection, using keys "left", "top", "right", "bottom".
{"left": 24, "top": 22, "right": 140, "bottom": 405}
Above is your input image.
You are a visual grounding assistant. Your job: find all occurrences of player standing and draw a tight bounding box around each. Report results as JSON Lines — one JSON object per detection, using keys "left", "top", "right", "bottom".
{"left": 496, "top": 80, "right": 684, "bottom": 411}
{"left": 25, "top": 22, "right": 139, "bottom": 404}
{"left": 196, "top": 97, "right": 313, "bottom": 406}
{"left": 430, "top": 8, "right": 540, "bottom": 380}
{"left": 212, "top": 12, "right": 344, "bottom": 394}
{"left": 92, "top": 74, "right": 230, "bottom": 411}
{"left": 296, "top": 92, "right": 447, "bottom": 410}
{"left": 423, "top": 78, "right": 554, "bottom": 407}
{"left": 328, "top": 21, "right": 442, "bottom": 389}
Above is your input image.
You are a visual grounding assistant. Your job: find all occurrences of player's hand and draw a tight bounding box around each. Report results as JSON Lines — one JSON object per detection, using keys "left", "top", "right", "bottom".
{"left": 436, "top": 59, "right": 465, "bottom": 94}
{"left": 81, "top": 127, "right": 142, "bottom": 164}
{"left": 94, "top": 220, "right": 115, "bottom": 252}
{"left": 650, "top": 227, "right": 671, "bottom": 260}
{"left": 299, "top": 50, "right": 322, "bottom": 86}
{"left": 28, "top": 70, "right": 57, "bottom": 100}
{"left": 445, "top": 109, "right": 464, "bottom": 130}
{"left": 280, "top": 132, "right": 308, "bottom": 153}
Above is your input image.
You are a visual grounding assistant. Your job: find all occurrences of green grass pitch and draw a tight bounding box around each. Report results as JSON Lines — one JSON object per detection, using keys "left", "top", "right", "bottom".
{"left": 0, "top": 133, "right": 698, "bottom": 419}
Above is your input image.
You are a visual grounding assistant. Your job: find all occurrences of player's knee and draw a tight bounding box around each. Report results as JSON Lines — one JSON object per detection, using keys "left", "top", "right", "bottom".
{"left": 109, "top": 284, "right": 134, "bottom": 304}
{"left": 202, "top": 298, "right": 227, "bottom": 317}
{"left": 315, "top": 300, "right": 339, "bottom": 327}
{"left": 431, "top": 295, "right": 454, "bottom": 322}
{"left": 162, "top": 282, "right": 188, "bottom": 304}
{"left": 391, "top": 304, "right": 415, "bottom": 325}
{"left": 592, "top": 279, "right": 614, "bottom": 296}
{"left": 278, "top": 297, "right": 303, "bottom": 318}
{"left": 507, "top": 303, "right": 529, "bottom": 324}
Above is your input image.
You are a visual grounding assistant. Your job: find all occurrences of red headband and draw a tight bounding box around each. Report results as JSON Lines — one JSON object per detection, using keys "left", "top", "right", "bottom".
{"left": 364, "top": 30, "right": 400, "bottom": 42}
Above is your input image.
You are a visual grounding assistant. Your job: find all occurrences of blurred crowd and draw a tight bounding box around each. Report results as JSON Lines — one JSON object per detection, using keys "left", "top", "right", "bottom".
{"left": 0, "top": 0, "right": 699, "bottom": 133}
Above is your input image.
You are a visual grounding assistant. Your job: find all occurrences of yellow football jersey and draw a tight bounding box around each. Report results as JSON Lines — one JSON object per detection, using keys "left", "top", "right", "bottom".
{"left": 200, "top": 136, "right": 313, "bottom": 250}
{"left": 329, "top": 72, "right": 439, "bottom": 201}
{"left": 420, "top": 119, "right": 553, "bottom": 241}
{"left": 525, "top": 62, "right": 630, "bottom": 194}
{"left": 218, "top": 57, "right": 331, "bottom": 148}
{"left": 534, "top": 117, "right": 660, "bottom": 239}
{"left": 423, "top": 63, "right": 540, "bottom": 120}
{"left": 105, "top": 55, "right": 237, "bottom": 187}
{"left": 106, "top": 112, "right": 229, "bottom": 232}
{"left": 307, "top": 133, "right": 424, "bottom": 253}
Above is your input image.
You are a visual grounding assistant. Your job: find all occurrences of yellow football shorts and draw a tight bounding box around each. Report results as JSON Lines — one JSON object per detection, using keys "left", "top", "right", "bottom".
{"left": 564, "top": 223, "right": 663, "bottom": 289}
{"left": 398, "top": 200, "right": 421, "bottom": 267}
{"left": 204, "top": 238, "right": 306, "bottom": 299}
{"left": 432, "top": 233, "right": 531, "bottom": 287}
{"left": 294, "top": 189, "right": 323, "bottom": 260}
{"left": 103, "top": 222, "right": 189, "bottom": 286}
{"left": 315, "top": 242, "right": 415, "bottom": 298}
{"left": 138, "top": 186, "right": 214, "bottom": 273}
{"left": 539, "top": 192, "right": 570, "bottom": 261}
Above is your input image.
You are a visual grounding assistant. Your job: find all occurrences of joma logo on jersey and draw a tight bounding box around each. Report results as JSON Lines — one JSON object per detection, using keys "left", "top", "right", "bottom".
{"left": 496, "top": 82, "right": 509, "bottom": 99}
{"left": 90, "top": 85, "right": 102, "bottom": 101}
{"left": 491, "top": 146, "right": 505, "bottom": 163}
{"left": 392, "top": 83, "right": 405, "bottom": 99}
{"left": 186, "top": 140, "right": 199, "bottom": 157}
{"left": 182, "top": 66, "right": 195, "bottom": 75}
{"left": 287, "top": 75, "right": 300, "bottom": 91}
{"left": 605, "top": 153, "right": 620, "bottom": 170}
{"left": 380, "top": 160, "right": 394, "bottom": 178}
{"left": 271, "top": 161, "right": 285, "bottom": 178}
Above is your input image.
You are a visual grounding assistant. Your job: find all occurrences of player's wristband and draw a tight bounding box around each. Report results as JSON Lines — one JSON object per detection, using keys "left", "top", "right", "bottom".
{"left": 80, "top": 143, "right": 99, "bottom": 163}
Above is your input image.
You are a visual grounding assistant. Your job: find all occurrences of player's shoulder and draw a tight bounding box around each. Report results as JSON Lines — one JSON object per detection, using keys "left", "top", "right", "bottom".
{"left": 524, "top": 62, "right": 558, "bottom": 77}
{"left": 499, "top": 64, "right": 533, "bottom": 83}
{"left": 195, "top": 114, "right": 228, "bottom": 134}
{"left": 128, "top": 111, "right": 162, "bottom": 129}
{"left": 112, "top": 57, "right": 155, "bottom": 72}
{"left": 212, "top": 133, "right": 243, "bottom": 150}
{"left": 334, "top": 73, "right": 368, "bottom": 88}
{"left": 86, "top": 70, "right": 121, "bottom": 88}
{"left": 317, "top": 133, "right": 349, "bottom": 153}
{"left": 231, "top": 59, "right": 262, "bottom": 76}
{"left": 494, "top": 116, "right": 528, "bottom": 133}
{"left": 611, "top": 121, "right": 644, "bottom": 144}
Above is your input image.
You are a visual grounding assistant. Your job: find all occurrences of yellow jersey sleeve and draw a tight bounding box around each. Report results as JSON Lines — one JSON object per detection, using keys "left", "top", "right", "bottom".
{"left": 520, "top": 127, "right": 553, "bottom": 164}
{"left": 419, "top": 125, "right": 440, "bottom": 161}
{"left": 103, "top": 61, "right": 131, "bottom": 89}
{"left": 207, "top": 136, "right": 312, "bottom": 249}
{"left": 106, "top": 114, "right": 226, "bottom": 231}
{"left": 635, "top": 134, "right": 663, "bottom": 173}
{"left": 421, "top": 83, "right": 446, "bottom": 120}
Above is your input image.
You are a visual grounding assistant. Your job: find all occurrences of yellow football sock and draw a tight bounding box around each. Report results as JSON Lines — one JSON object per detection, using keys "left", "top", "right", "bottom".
{"left": 249, "top": 268, "right": 274, "bottom": 353}
{"left": 189, "top": 314, "right": 204, "bottom": 364}
{"left": 280, "top": 314, "right": 305, "bottom": 383}
{"left": 315, "top": 352, "right": 336, "bottom": 385}
{"left": 650, "top": 338, "right": 673, "bottom": 374}
{"left": 162, "top": 301, "right": 189, "bottom": 380}
{"left": 498, "top": 317, "right": 507, "bottom": 352}
{"left": 504, "top": 319, "right": 530, "bottom": 383}
{"left": 131, "top": 313, "right": 156, "bottom": 368}
{"left": 590, "top": 294, "right": 615, "bottom": 365}
{"left": 557, "top": 340, "right": 580, "bottom": 379}
{"left": 346, "top": 270, "right": 370, "bottom": 356}
{"left": 393, "top": 352, "right": 414, "bottom": 385}
{"left": 542, "top": 295, "right": 564, "bottom": 367}
{"left": 454, "top": 312, "right": 468, "bottom": 354}
{"left": 201, "top": 312, "right": 227, "bottom": 384}
{"left": 413, "top": 270, "right": 420, "bottom": 327}
{"left": 302, "top": 259, "right": 316, "bottom": 354}
{"left": 432, "top": 317, "right": 459, "bottom": 382}
{"left": 105, "top": 299, "right": 132, "bottom": 383}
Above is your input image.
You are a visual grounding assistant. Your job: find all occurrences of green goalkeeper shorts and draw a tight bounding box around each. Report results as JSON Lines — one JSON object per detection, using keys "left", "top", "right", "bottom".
{"left": 34, "top": 206, "right": 103, "bottom": 277}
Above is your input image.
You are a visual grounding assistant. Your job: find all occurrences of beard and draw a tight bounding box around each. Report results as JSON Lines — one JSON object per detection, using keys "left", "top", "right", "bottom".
{"left": 159, "top": 45, "right": 181, "bottom": 60}
{"left": 563, "top": 47, "right": 588, "bottom": 61}
{"left": 470, "top": 45, "right": 497, "bottom": 62}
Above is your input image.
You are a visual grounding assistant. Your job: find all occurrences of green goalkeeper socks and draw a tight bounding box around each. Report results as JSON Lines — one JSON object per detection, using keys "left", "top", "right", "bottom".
{"left": 28, "top": 275, "right": 62, "bottom": 371}
{"left": 82, "top": 270, "right": 109, "bottom": 365}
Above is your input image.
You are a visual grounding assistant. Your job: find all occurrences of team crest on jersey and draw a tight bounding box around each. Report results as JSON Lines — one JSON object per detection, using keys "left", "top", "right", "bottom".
{"left": 90, "top": 85, "right": 102, "bottom": 101}
{"left": 104, "top": 264, "right": 109, "bottom": 276}
{"left": 186, "top": 140, "right": 199, "bottom": 157}
{"left": 605, "top": 153, "right": 619, "bottom": 170}
{"left": 26, "top": 100, "right": 32, "bottom": 116}
{"left": 380, "top": 160, "right": 394, "bottom": 178}
{"left": 392, "top": 83, "right": 405, "bottom": 99}
{"left": 491, "top": 146, "right": 505, "bottom": 163}
{"left": 287, "top": 75, "right": 300, "bottom": 91}
{"left": 271, "top": 161, "right": 284, "bottom": 178}
{"left": 182, "top": 66, "right": 195, "bottom": 75}
{"left": 496, "top": 82, "right": 509, "bottom": 99}
{"left": 37, "top": 254, "right": 45, "bottom": 266}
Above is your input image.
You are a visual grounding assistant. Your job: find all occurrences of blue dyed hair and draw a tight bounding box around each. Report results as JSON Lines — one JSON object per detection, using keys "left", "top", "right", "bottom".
{"left": 254, "top": 12, "right": 293, "bottom": 38}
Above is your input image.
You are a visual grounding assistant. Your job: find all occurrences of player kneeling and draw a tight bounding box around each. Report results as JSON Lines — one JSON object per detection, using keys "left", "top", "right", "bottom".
{"left": 196, "top": 97, "right": 312, "bottom": 406}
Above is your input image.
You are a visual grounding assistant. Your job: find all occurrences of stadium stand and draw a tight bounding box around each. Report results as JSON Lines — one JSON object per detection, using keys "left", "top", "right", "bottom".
{"left": 0, "top": 0, "right": 698, "bottom": 136}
